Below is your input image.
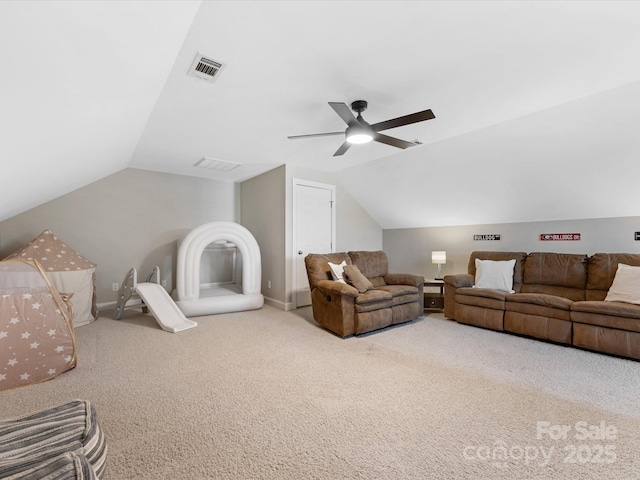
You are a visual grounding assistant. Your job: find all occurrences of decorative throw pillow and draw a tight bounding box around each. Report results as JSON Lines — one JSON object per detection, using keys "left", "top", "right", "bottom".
{"left": 343, "top": 265, "right": 374, "bottom": 293}
{"left": 328, "top": 260, "right": 347, "bottom": 283}
{"left": 473, "top": 258, "right": 516, "bottom": 293}
{"left": 604, "top": 263, "right": 640, "bottom": 305}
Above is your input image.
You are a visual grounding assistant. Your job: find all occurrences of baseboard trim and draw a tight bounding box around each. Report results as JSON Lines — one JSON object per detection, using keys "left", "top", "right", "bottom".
{"left": 101, "top": 297, "right": 296, "bottom": 313}
{"left": 263, "top": 296, "right": 294, "bottom": 311}
{"left": 97, "top": 299, "right": 143, "bottom": 312}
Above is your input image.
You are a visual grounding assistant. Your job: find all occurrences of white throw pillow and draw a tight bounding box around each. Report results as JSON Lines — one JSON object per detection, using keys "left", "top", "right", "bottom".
{"left": 473, "top": 258, "right": 516, "bottom": 293}
{"left": 328, "top": 260, "right": 347, "bottom": 283}
{"left": 604, "top": 263, "right": 640, "bottom": 305}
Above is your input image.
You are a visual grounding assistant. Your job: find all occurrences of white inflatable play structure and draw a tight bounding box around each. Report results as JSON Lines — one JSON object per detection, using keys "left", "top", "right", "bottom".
{"left": 173, "top": 221, "right": 264, "bottom": 317}
{"left": 114, "top": 222, "right": 263, "bottom": 333}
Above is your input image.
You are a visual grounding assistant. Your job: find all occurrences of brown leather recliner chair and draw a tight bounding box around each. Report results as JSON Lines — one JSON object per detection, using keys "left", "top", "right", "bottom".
{"left": 304, "top": 250, "right": 424, "bottom": 337}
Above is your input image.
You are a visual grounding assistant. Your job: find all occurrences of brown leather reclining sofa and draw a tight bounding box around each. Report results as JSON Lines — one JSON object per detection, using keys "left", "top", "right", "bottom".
{"left": 305, "top": 251, "right": 424, "bottom": 337}
{"left": 444, "top": 251, "right": 640, "bottom": 360}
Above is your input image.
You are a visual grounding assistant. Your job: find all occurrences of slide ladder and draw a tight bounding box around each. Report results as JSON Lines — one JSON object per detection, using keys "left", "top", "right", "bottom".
{"left": 113, "top": 267, "right": 197, "bottom": 333}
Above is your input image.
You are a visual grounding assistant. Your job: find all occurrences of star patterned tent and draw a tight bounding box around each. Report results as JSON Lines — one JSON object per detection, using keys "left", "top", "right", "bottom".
{"left": 4, "top": 230, "right": 97, "bottom": 327}
{"left": 0, "top": 259, "right": 76, "bottom": 392}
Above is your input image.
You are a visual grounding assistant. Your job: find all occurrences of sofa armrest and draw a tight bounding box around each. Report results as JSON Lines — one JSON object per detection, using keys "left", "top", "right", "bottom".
{"left": 315, "top": 279, "right": 359, "bottom": 298}
{"left": 442, "top": 274, "right": 474, "bottom": 319}
{"left": 384, "top": 273, "right": 424, "bottom": 288}
{"left": 444, "top": 274, "right": 474, "bottom": 288}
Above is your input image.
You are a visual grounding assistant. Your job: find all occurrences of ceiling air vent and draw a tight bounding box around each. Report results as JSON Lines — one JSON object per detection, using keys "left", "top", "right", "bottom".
{"left": 188, "top": 52, "right": 226, "bottom": 83}
{"left": 194, "top": 157, "right": 241, "bottom": 172}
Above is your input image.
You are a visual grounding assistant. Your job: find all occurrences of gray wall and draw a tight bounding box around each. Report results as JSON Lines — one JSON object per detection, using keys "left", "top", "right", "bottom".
{"left": 0, "top": 168, "right": 239, "bottom": 304}
{"left": 241, "top": 166, "right": 287, "bottom": 308}
{"left": 242, "top": 165, "right": 382, "bottom": 310}
{"left": 0, "top": 165, "right": 381, "bottom": 311}
{"left": 383, "top": 216, "right": 640, "bottom": 280}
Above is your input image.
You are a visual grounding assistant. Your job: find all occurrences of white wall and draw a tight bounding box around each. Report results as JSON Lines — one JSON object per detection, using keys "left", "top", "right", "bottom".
{"left": 285, "top": 165, "right": 383, "bottom": 253}
{"left": 338, "top": 81, "right": 640, "bottom": 230}
{"left": 0, "top": 168, "right": 239, "bottom": 305}
{"left": 384, "top": 216, "right": 640, "bottom": 280}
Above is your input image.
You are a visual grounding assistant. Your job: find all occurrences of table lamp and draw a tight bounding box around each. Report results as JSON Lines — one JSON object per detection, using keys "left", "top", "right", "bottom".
{"left": 432, "top": 251, "right": 446, "bottom": 280}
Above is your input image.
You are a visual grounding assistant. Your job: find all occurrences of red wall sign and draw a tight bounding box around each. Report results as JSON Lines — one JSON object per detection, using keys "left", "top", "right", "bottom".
{"left": 540, "top": 233, "right": 581, "bottom": 241}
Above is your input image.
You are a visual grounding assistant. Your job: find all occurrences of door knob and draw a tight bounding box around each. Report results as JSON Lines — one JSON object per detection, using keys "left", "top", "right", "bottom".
{"left": 298, "top": 251, "right": 303, "bottom": 255}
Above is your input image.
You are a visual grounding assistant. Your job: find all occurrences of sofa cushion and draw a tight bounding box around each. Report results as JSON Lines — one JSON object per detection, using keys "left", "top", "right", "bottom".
{"left": 456, "top": 287, "right": 508, "bottom": 310}
{"left": 376, "top": 284, "right": 418, "bottom": 297}
{"left": 586, "top": 253, "right": 640, "bottom": 300}
{"left": 375, "top": 284, "right": 419, "bottom": 306}
{"left": 572, "top": 300, "right": 640, "bottom": 320}
{"left": 520, "top": 252, "right": 588, "bottom": 301}
{"left": 343, "top": 264, "right": 374, "bottom": 293}
{"left": 506, "top": 293, "right": 573, "bottom": 321}
{"left": 385, "top": 273, "right": 424, "bottom": 288}
{"left": 328, "top": 260, "right": 348, "bottom": 283}
{"left": 507, "top": 293, "right": 573, "bottom": 310}
{"left": 468, "top": 252, "right": 527, "bottom": 292}
{"left": 523, "top": 252, "right": 588, "bottom": 289}
{"left": 604, "top": 263, "right": 640, "bottom": 305}
{"left": 474, "top": 258, "right": 516, "bottom": 292}
{"left": 305, "top": 253, "right": 352, "bottom": 291}
{"left": 353, "top": 289, "right": 392, "bottom": 313}
{"left": 348, "top": 250, "right": 389, "bottom": 279}
{"left": 519, "top": 284, "right": 586, "bottom": 302}
{"left": 572, "top": 301, "right": 640, "bottom": 334}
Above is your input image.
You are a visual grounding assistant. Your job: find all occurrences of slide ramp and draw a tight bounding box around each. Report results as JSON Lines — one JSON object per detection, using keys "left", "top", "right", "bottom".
{"left": 135, "top": 282, "right": 198, "bottom": 333}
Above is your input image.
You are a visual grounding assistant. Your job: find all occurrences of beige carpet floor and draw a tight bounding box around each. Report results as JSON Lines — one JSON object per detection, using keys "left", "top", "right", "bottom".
{"left": 1, "top": 306, "right": 639, "bottom": 479}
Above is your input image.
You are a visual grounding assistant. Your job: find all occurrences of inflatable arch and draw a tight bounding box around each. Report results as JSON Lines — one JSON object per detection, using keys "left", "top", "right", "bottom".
{"left": 173, "top": 222, "right": 264, "bottom": 317}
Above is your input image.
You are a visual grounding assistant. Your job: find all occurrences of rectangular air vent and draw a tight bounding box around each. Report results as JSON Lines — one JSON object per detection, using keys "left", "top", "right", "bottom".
{"left": 188, "top": 52, "right": 226, "bottom": 83}
{"left": 195, "top": 157, "right": 241, "bottom": 172}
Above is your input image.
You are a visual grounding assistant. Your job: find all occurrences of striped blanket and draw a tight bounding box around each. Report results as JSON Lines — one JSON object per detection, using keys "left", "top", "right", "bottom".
{"left": 0, "top": 400, "right": 107, "bottom": 479}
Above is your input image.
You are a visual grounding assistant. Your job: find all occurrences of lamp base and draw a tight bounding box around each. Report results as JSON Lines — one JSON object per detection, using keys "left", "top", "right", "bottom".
{"left": 435, "top": 263, "right": 444, "bottom": 281}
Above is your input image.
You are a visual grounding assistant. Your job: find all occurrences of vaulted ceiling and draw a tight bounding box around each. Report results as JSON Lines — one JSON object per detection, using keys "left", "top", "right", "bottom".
{"left": 2, "top": 1, "right": 640, "bottom": 227}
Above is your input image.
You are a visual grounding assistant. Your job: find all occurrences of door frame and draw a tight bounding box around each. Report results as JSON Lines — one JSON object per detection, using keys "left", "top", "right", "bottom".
{"left": 292, "top": 178, "right": 336, "bottom": 309}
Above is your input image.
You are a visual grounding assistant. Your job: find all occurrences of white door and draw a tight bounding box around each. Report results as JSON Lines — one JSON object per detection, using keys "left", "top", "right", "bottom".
{"left": 293, "top": 179, "right": 335, "bottom": 308}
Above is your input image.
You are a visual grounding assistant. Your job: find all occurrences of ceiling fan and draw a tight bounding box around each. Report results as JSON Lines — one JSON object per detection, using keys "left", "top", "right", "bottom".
{"left": 288, "top": 100, "right": 435, "bottom": 156}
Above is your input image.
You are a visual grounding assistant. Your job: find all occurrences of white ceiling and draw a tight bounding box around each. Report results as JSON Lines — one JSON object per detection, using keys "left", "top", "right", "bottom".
{"left": 2, "top": 1, "right": 640, "bottom": 228}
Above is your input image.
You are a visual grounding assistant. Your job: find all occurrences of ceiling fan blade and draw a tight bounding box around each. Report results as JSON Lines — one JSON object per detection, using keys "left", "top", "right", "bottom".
{"left": 329, "top": 102, "right": 359, "bottom": 126}
{"left": 371, "top": 109, "right": 435, "bottom": 132}
{"left": 333, "top": 141, "right": 352, "bottom": 156}
{"left": 288, "top": 131, "right": 344, "bottom": 140}
{"left": 374, "top": 133, "right": 417, "bottom": 149}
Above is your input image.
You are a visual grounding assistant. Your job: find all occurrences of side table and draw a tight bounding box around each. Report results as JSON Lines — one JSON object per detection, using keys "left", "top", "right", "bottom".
{"left": 423, "top": 279, "right": 445, "bottom": 310}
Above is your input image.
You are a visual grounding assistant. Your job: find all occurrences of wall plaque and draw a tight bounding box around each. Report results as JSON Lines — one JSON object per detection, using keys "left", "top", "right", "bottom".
{"left": 474, "top": 234, "right": 501, "bottom": 241}
{"left": 540, "top": 233, "right": 581, "bottom": 241}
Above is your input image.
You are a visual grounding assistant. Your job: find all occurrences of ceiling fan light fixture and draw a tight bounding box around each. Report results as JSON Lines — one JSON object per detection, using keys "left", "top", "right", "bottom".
{"left": 346, "top": 125, "right": 373, "bottom": 144}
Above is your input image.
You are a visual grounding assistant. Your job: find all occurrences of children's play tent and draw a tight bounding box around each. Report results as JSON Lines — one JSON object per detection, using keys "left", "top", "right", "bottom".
{"left": 4, "top": 230, "right": 98, "bottom": 327}
{"left": 0, "top": 259, "right": 77, "bottom": 392}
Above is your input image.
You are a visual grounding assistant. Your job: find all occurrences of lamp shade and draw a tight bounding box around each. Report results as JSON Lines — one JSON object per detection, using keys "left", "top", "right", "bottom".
{"left": 346, "top": 124, "right": 373, "bottom": 144}
{"left": 431, "top": 251, "right": 446, "bottom": 264}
